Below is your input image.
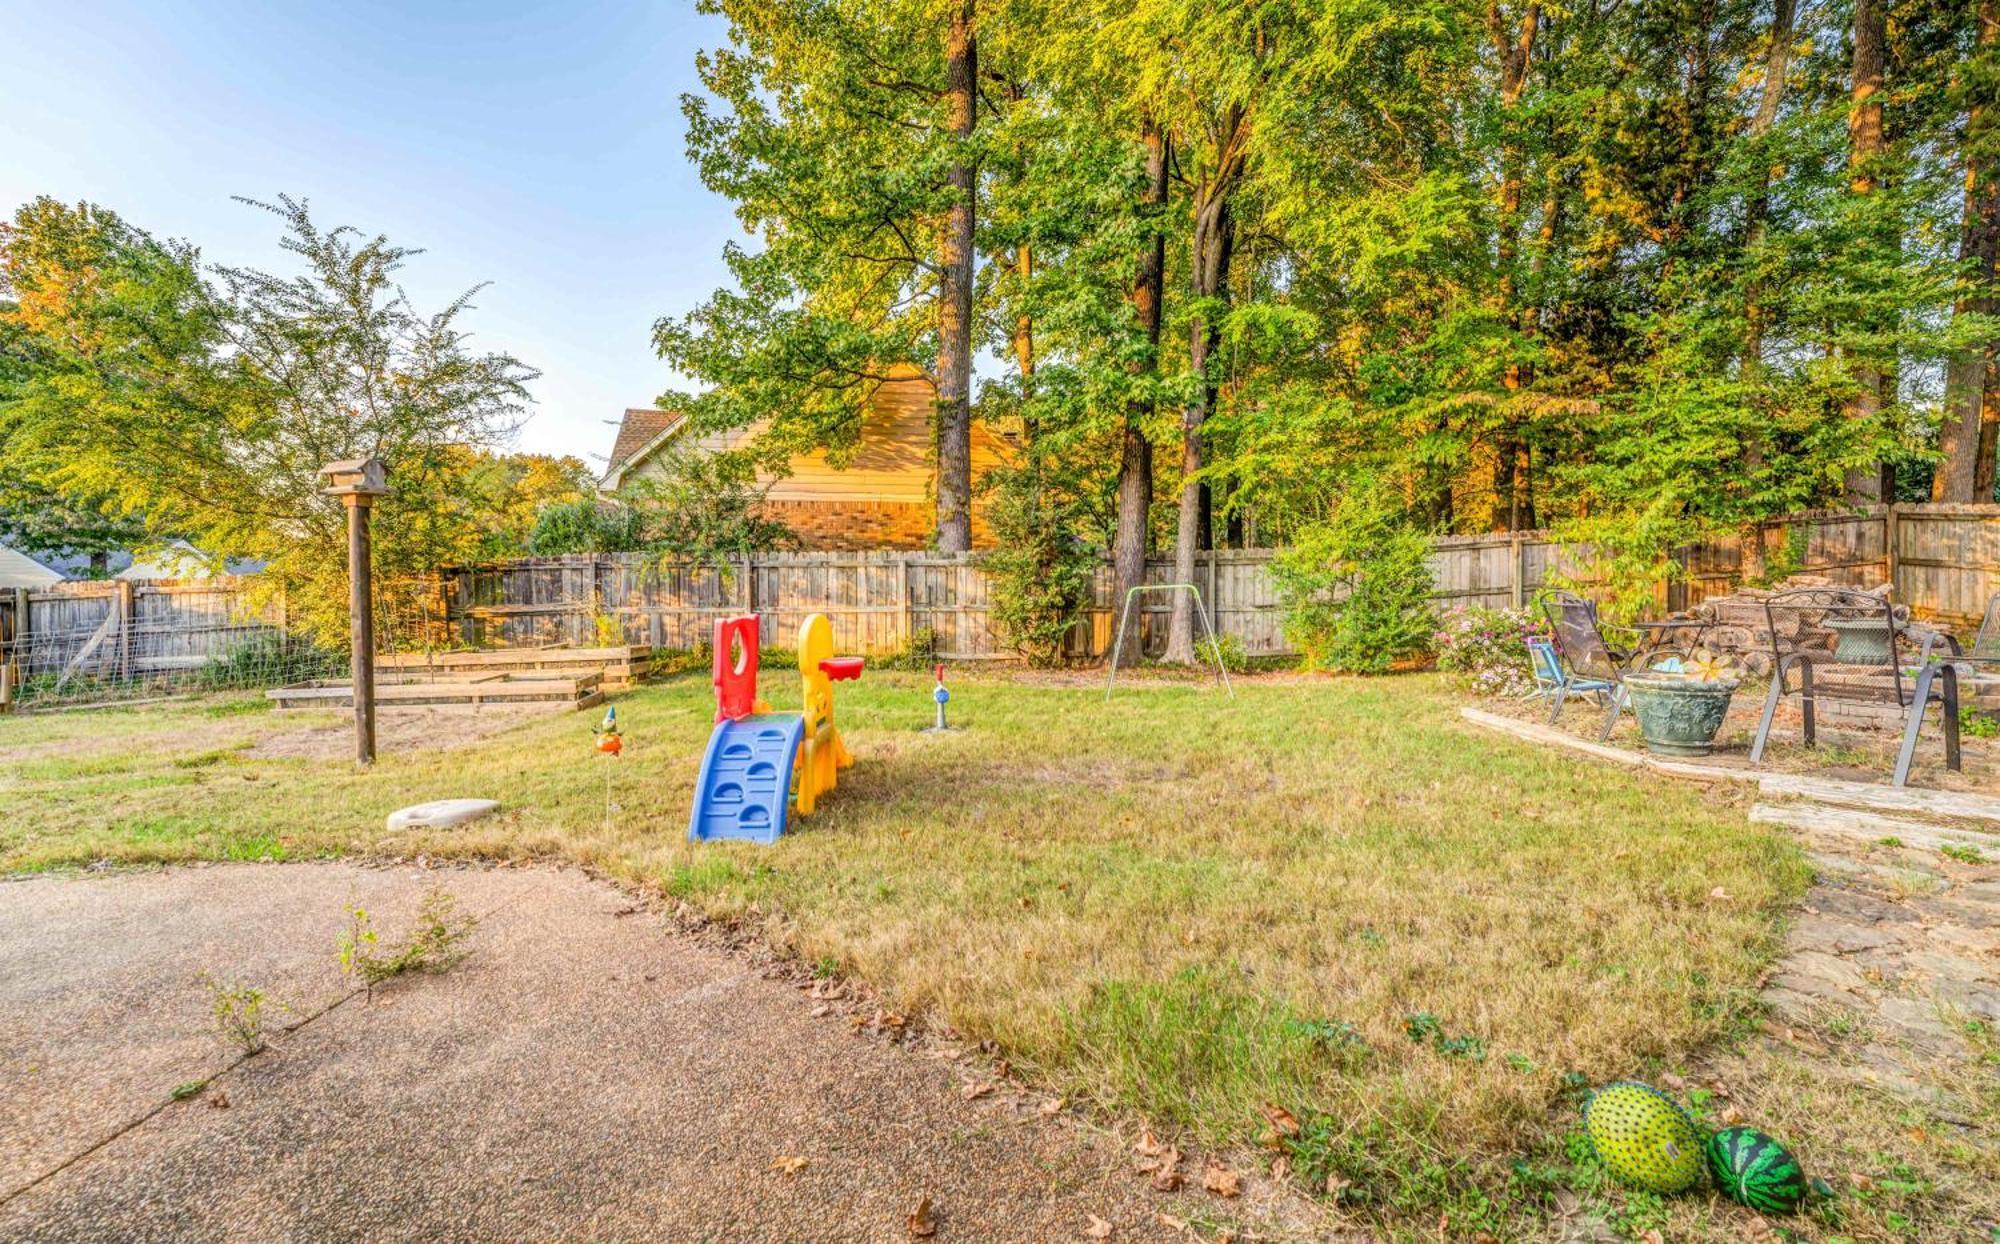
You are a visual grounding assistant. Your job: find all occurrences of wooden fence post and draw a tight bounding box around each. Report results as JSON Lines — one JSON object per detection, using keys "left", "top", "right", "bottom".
{"left": 1510, "top": 535, "right": 1525, "bottom": 608}
{"left": 13, "top": 586, "right": 30, "bottom": 664}
{"left": 115, "top": 580, "right": 135, "bottom": 682}
{"left": 897, "top": 552, "right": 912, "bottom": 650}
{"left": 1883, "top": 504, "right": 1900, "bottom": 595}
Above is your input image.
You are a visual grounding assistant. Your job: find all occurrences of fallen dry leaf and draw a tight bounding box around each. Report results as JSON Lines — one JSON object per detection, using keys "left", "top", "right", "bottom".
{"left": 1039, "top": 1097, "right": 1065, "bottom": 1117}
{"left": 1710, "top": 886, "right": 1730, "bottom": 899}
{"left": 1268, "top": 1154, "right": 1290, "bottom": 1183}
{"left": 1202, "top": 1160, "right": 1242, "bottom": 1198}
{"left": 1258, "top": 1102, "right": 1301, "bottom": 1138}
{"left": 769, "top": 1155, "right": 809, "bottom": 1176}
{"left": 810, "top": 1003, "right": 832, "bottom": 1018}
{"left": 207, "top": 1090, "right": 230, "bottom": 1110}
{"left": 1084, "top": 1213, "right": 1115, "bottom": 1239}
{"left": 1134, "top": 1130, "right": 1167, "bottom": 1158}
{"left": 961, "top": 1080, "right": 994, "bottom": 1101}
{"left": 1151, "top": 1146, "right": 1183, "bottom": 1192}
{"left": 1640, "top": 1231, "right": 1665, "bottom": 1244}
{"left": 1325, "top": 1173, "right": 1352, "bottom": 1198}
{"left": 1157, "top": 1213, "right": 1188, "bottom": 1231}
{"left": 907, "top": 1195, "right": 937, "bottom": 1237}
{"left": 1661, "top": 1072, "right": 1688, "bottom": 1091}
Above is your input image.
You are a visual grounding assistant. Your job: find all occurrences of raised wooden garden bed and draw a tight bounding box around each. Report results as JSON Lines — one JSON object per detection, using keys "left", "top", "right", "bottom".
{"left": 373, "top": 645, "right": 654, "bottom": 691}
{"left": 267, "top": 671, "right": 603, "bottom": 711}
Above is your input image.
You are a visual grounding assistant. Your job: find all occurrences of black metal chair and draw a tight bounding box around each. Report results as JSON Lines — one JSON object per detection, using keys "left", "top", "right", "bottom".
{"left": 1541, "top": 591, "right": 1648, "bottom": 741}
{"left": 1747, "top": 586, "right": 1958, "bottom": 787}
{"left": 1542, "top": 593, "right": 1738, "bottom": 742}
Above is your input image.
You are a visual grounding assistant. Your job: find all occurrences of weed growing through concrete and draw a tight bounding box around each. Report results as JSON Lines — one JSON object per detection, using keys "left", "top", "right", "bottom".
{"left": 197, "top": 971, "right": 279, "bottom": 1054}
{"left": 338, "top": 886, "right": 477, "bottom": 991}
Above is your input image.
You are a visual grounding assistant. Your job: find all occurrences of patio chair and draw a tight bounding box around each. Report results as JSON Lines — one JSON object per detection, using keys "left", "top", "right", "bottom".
{"left": 1747, "top": 586, "right": 1959, "bottom": 787}
{"left": 1969, "top": 590, "right": 2000, "bottom": 662}
{"left": 1528, "top": 636, "right": 1619, "bottom": 725}
{"left": 1541, "top": 591, "right": 1646, "bottom": 741}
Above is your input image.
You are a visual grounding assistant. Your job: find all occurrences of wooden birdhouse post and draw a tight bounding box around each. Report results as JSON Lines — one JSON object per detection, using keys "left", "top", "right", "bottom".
{"left": 320, "top": 457, "right": 390, "bottom": 765}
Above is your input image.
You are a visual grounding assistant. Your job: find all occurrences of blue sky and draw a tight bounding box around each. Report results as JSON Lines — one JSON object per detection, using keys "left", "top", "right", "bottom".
{"left": 1, "top": 0, "right": 739, "bottom": 468}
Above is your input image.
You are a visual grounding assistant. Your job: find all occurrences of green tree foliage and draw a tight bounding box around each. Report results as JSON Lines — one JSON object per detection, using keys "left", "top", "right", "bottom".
{"left": 618, "top": 448, "right": 795, "bottom": 567}
{"left": 1270, "top": 489, "right": 1438, "bottom": 673}
{"left": 527, "top": 498, "right": 645, "bottom": 557}
{"left": 673, "top": 0, "right": 1995, "bottom": 630}
{"left": 979, "top": 457, "right": 1100, "bottom": 665}
{"left": 0, "top": 196, "right": 535, "bottom": 641}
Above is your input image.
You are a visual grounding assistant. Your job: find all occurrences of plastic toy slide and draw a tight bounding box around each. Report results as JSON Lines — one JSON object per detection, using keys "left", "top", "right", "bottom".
{"left": 687, "top": 712, "right": 805, "bottom": 845}
{"left": 687, "top": 613, "right": 862, "bottom": 844}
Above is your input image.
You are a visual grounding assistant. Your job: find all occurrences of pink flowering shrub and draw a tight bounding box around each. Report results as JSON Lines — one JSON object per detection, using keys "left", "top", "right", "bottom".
{"left": 1434, "top": 606, "right": 1550, "bottom": 699}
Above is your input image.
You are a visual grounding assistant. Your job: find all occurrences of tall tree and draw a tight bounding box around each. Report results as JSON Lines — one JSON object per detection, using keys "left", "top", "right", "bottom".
{"left": 1113, "top": 119, "right": 1169, "bottom": 665}
{"left": 1932, "top": 0, "right": 2000, "bottom": 501}
{"left": 0, "top": 195, "right": 534, "bottom": 642}
{"left": 934, "top": 0, "right": 979, "bottom": 551}
{"left": 1741, "top": 0, "right": 1798, "bottom": 373}
{"left": 659, "top": 0, "right": 989, "bottom": 548}
{"left": 1844, "top": 0, "right": 1890, "bottom": 503}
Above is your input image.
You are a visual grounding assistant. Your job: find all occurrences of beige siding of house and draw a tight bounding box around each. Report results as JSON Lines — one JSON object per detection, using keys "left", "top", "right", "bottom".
{"left": 623, "top": 367, "right": 1013, "bottom": 548}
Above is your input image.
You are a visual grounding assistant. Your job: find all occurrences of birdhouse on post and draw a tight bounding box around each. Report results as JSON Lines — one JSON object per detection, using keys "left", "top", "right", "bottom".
{"left": 320, "top": 457, "right": 389, "bottom": 500}
{"left": 320, "top": 457, "right": 390, "bottom": 765}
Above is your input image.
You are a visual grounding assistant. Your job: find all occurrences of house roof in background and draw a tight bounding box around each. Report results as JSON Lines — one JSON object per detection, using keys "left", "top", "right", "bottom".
{"left": 41, "top": 542, "right": 266, "bottom": 581}
{"left": 0, "top": 543, "right": 64, "bottom": 590}
{"left": 605, "top": 408, "right": 683, "bottom": 474}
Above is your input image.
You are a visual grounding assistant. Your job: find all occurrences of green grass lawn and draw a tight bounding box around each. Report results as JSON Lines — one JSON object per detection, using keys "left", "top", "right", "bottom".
{"left": 4, "top": 671, "right": 1824, "bottom": 1234}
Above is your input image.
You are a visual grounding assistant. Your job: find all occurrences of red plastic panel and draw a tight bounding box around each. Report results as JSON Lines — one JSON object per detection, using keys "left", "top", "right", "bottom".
{"left": 819, "top": 657, "right": 865, "bottom": 682}
{"left": 713, "top": 615, "right": 763, "bottom": 722}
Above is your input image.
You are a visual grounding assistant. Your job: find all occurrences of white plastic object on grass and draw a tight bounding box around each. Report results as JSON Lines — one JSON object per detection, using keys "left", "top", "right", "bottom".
{"left": 386, "top": 799, "right": 501, "bottom": 831}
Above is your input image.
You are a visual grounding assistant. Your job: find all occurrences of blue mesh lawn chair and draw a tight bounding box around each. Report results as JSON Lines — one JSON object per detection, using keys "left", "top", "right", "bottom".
{"left": 1527, "top": 636, "right": 1617, "bottom": 727}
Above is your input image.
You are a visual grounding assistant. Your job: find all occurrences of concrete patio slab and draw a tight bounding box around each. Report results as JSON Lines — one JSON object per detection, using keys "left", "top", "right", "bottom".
{"left": 0, "top": 863, "right": 1238, "bottom": 1243}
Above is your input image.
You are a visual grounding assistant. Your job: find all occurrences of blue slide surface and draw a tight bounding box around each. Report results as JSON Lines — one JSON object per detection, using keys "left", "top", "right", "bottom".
{"left": 687, "top": 713, "right": 804, "bottom": 845}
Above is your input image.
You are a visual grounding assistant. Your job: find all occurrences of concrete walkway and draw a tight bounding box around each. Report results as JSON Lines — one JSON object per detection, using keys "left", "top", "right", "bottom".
{"left": 0, "top": 864, "right": 1221, "bottom": 1243}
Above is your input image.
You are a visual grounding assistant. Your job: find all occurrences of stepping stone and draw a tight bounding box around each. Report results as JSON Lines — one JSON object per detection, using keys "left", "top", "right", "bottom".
{"left": 386, "top": 799, "right": 501, "bottom": 831}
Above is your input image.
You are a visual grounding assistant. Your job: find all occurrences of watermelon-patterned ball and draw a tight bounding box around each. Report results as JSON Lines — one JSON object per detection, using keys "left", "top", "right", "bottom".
{"left": 1705, "top": 1126, "right": 1809, "bottom": 1214}
{"left": 1583, "top": 1081, "right": 1706, "bottom": 1194}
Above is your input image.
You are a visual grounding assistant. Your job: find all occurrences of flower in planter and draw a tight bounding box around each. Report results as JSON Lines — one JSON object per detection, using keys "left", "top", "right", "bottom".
{"left": 1682, "top": 650, "right": 1741, "bottom": 684}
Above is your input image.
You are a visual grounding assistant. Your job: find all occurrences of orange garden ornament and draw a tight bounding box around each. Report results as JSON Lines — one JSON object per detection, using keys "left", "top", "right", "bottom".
{"left": 593, "top": 705, "right": 623, "bottom": 755}
{"left": 592, "top": 705, "right": 622, "bottom": 824}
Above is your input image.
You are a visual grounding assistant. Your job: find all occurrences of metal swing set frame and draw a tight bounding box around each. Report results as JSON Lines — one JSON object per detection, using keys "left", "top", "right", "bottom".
{"left": 1103, "top": 583, "right": 1235, "bottom": 701}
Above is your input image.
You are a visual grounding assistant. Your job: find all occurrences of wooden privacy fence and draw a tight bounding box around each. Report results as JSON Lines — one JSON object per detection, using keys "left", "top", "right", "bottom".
{"left": 409, "top": 504, "right": 2000, "bottom": 662}
{"left": 6, "top": 503, "right": 1997, "bottom": 701}
{"left": 407, "top": 549, "right": 1289, "bottom": 661}
{"left": 0, "top": 577, "right": 303, "bottom": 708}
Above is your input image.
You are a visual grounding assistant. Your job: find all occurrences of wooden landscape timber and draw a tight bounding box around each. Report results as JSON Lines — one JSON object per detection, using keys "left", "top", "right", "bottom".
{"left": 267, "top": 671, "right": 603, "bottom": 712}
{"left": 374, "top": 645, "right": 655, "bottom": 691}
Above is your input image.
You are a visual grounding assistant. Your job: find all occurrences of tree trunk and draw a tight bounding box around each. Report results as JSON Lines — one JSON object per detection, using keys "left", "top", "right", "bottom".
{"left": 1933, "top": 0, "right": 1999, "bottom": 502}
{"left": 1742, "top": 0, "right": 1796, "bottom": 372}
{"left": 933, "top": 0, "right": 977, "bottom": 552}
{"left": 1113, "top": 120, "right": 1169, "bottom": 666}
{"left": 1843, "top": 0, "right": 1888, "bottom": 504}
{"left": 1488, "top": 0, "right": 1540, "bottom": 531}
{"left": 1165, "top": 199, "right": 1233, "bottom": 663}
{"left": 1166, "top": 108, "right": 1246, "bottom": 664}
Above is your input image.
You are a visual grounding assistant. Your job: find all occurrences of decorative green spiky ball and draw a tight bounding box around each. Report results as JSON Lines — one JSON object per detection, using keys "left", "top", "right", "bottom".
{"left": 1705, "top": 1125, "right": 1809, "bottom": 1214}
{"left": 1583, "top": 1081, "right": 1705, "bottom": 1194}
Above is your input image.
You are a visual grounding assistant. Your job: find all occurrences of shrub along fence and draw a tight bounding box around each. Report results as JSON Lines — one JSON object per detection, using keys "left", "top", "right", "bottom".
{"left": 3, "top": 504, "right": 1995, "bottom": 706}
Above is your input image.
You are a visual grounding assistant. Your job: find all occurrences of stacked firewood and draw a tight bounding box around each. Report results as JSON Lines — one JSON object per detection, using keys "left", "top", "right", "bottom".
{"left": 1660, "top": 577, "right": 1912, "bottom": 678}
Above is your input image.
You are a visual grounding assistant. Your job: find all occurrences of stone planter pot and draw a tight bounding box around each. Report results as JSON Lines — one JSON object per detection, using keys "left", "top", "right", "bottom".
{"left": 1825, "top": 617, "right": 1894, "bottom": 665}
{"left": 1625, "top": 673, "right": 1741, "bottom": 757}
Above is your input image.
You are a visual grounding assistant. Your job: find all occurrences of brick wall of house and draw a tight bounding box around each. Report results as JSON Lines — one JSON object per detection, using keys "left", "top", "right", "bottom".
{"left": 759, "top": 499, "right": 996, "bottom": 551}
